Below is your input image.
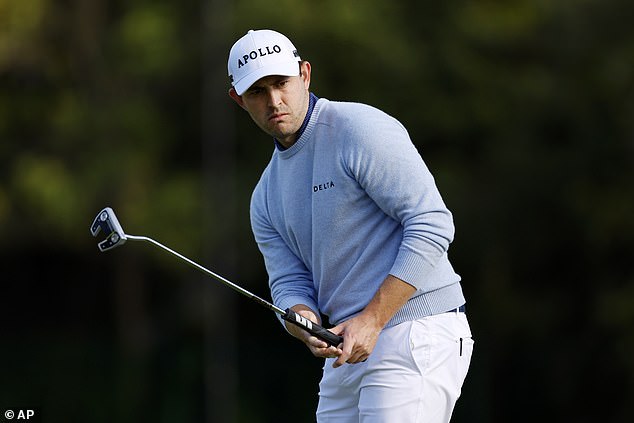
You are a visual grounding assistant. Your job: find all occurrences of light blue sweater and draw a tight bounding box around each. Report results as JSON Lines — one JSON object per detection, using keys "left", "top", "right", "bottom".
{"left": 250, "top": 98, "right": 465, "bottom": 328}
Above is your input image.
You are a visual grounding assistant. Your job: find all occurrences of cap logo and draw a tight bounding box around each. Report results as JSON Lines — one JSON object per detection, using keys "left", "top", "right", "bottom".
{"left": 237, "top": 45, "right": 282, "bottom": 68}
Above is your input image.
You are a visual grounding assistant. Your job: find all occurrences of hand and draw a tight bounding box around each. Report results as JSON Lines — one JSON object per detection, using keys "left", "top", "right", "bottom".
{"left": 303, "top": 334, "right": 343, "bottom": 359}
{"left": 329, "top": 311, "right": 382, "bottom": 368}
{"left": 328, "top": 274, "right": 416, "bottom": 368}
{"left": 286, "top": 306, "right": 343, "bottom": 359}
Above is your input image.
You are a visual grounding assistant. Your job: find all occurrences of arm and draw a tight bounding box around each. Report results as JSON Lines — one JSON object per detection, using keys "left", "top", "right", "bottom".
{"left": 329, "top": 109, "right": 454, "bottom": 366}
{"left": 251, "top": 181, "right": 342, "bottom": 356}
{"left": 345, "top": 114, "right": 455, "bottom": 291}
{"left": 250, "top": 178, "right": 319, "bottom": 315}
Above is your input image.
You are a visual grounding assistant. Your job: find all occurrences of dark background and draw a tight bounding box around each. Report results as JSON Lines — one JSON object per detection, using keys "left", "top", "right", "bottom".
{"left": 1, "top": 0, "right": 633, "bottom": 422}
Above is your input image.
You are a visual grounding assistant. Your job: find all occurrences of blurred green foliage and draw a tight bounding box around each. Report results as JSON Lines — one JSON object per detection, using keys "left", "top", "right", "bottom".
{"left": 1, "top": 0, "right": 633, "bottom": 422}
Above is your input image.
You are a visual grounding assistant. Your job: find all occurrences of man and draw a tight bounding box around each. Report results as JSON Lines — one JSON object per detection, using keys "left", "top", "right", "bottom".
{"left": 227, "top": 29, "right": 473, "bottom": 422}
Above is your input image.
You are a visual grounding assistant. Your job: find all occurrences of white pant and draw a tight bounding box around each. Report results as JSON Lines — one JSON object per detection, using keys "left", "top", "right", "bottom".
{"left": 316, "top": 312, "right": 473, "bottom": 423}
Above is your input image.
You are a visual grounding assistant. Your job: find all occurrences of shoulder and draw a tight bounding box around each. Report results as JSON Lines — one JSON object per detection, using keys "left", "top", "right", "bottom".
{"left": 319, "top": 99, "right": 407, "bottom": 138}
{"left": 316, "top": 98, "right": 411, "bottom": 152}
{"left": 318, "top": 99, "right": 403, "bottom": 129}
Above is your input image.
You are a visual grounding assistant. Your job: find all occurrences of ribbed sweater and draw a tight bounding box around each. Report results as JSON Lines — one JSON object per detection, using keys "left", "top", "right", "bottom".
{"left": 250, "top": 98, "right": 465, "bottom": 327}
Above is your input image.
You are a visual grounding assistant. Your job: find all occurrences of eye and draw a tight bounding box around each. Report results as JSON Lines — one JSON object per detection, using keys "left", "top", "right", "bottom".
{"left": 247, "top": 87, "right": 263, "bottom": 96}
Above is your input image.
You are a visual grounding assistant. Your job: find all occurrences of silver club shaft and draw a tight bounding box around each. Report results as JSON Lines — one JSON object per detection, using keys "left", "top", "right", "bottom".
{"left": 125, "top": 234, "right": 285, "bottom": 316}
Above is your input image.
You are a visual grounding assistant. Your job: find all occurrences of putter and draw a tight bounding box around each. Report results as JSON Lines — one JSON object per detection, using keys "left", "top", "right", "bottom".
{"left": 90, "top": 207, "right": 343, "bottom": 347}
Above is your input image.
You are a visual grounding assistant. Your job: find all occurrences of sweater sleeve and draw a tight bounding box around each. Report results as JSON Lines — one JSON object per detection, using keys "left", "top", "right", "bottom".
{"left": 343, "top": 109, "right": 455, "bottom": 290}
{"left": 249, "top": 176, "right": 320, "bottom": 317}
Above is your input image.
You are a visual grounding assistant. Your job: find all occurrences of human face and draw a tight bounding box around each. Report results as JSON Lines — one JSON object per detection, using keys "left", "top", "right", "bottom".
{"left": 230, "top": 62, "right": 311, "bottom": 148}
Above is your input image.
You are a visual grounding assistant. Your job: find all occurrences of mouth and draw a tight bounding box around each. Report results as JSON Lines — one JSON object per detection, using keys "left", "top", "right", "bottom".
{"left": 268, "top": 112, "right": 289, "bottom": 122}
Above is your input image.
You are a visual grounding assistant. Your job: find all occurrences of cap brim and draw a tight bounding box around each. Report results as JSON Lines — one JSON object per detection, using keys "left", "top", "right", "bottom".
{"left": 234, "top": 61, "right": 300, "bottom": 95}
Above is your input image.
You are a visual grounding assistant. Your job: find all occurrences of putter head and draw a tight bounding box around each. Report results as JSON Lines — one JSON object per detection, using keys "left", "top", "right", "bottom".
{"left": 90, "top": 207, "right": 127, "bottom": 252}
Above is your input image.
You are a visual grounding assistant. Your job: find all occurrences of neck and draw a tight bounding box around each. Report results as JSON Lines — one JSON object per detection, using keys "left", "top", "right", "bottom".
{"left": 275, "top": 92, "right": 317, "bottom": 150}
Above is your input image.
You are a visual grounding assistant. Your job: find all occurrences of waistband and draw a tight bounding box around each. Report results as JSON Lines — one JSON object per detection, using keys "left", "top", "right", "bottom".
{"left": 445, "top": 304, "right": 466, "bottom": 313}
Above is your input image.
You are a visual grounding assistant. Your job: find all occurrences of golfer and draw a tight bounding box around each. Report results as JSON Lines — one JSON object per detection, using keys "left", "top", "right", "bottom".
{"left": 228, "top": 29, "right": 473, "bottom": 422}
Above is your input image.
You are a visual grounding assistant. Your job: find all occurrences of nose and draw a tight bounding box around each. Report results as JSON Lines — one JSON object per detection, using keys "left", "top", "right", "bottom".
{"left": 266, "top": 88, "right": 283, "bottom": 108}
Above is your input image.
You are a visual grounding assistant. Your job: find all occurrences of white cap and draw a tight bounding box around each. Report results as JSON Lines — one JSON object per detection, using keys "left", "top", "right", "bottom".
{"left": 228, "top": 29, "right": 301, "bottom": 95}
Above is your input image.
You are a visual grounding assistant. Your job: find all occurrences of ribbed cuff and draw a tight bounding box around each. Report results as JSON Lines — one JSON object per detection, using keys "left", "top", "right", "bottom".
{"left": 389, "top": 248, "right": 437, "bottom": 290}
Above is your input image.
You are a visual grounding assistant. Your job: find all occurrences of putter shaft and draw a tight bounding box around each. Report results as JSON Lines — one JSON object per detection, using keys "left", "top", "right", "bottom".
{"left": 91, "top": 207, "right": 343, "bottom": 346}
{"left": 126, "top": 234, "right": 285, "bottom": 315}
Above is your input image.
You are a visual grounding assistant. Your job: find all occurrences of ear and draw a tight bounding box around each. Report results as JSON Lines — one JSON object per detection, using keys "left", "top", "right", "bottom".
{"left": 228, "top": 87, "right": 246, "bottom": 109}
{"left": 300, "top": 61, "right": 311, "bottom": 90}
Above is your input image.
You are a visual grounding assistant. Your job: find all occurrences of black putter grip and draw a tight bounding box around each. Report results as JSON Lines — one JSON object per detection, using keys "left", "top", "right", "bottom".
{"left": 282, "top": 308, "right": 343, "bottom": 347}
